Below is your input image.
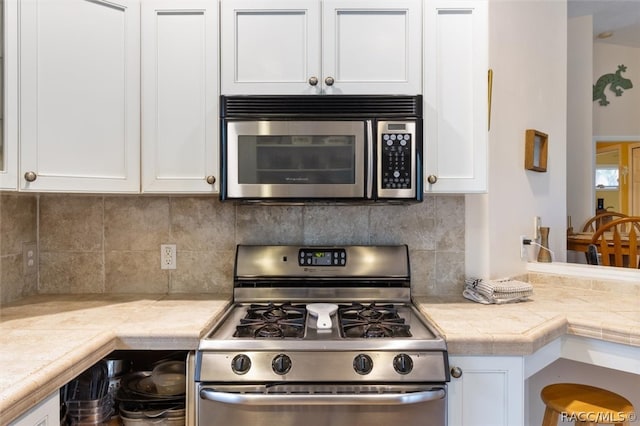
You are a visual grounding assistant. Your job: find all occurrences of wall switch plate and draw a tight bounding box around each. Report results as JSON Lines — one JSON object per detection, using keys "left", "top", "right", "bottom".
{"left": 534, "top": 216, "right": 541, "bottom": 239}
{"left": 161, "top": 244, "right": 176, "bottom": 270}
{"left": 23, "top": 242, "right": 38, "bottom": 275}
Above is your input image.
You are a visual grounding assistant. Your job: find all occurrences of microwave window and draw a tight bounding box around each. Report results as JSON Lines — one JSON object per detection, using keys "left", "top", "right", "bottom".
{"left": 237, "top": 135, "right": 356, "bottom": 184}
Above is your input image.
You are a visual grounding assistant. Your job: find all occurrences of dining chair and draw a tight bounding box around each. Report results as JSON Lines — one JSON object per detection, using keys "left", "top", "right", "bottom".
{"left": 590, "top": 217, "right": 640, "bottom": 268}
{"left": 581, "top": 211, "right": 629, "bottom": 232}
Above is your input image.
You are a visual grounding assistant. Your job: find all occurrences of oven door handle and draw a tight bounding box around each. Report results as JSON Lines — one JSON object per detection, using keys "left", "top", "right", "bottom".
{"left": 199, "top": 388, "right": 445, "bottom": 406}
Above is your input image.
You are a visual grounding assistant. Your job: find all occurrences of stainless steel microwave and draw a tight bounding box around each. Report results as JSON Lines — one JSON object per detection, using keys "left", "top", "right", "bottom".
{"left": 220, "top": 95, "right": 423, "bottom": 203}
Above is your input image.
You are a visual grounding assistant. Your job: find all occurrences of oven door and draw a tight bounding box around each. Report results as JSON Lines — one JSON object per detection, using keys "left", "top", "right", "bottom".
{"left": 222, "top": 120, "right": 371, "bottom": 200}
{"left": 197, "top": 383, "right": 446, "bottom": 426}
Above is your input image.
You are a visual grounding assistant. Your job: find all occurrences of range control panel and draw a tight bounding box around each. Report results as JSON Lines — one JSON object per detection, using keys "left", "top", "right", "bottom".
{"left": 377, "top": 121, "right": 417, "bottom": 198}
{"left": 298, "top": 248, "right": 347, "bottom": 266}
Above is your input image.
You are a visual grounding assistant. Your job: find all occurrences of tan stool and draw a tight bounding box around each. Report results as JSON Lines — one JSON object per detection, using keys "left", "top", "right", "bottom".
{"left": 541, "top": 383, "right": 635, "bottom": 426}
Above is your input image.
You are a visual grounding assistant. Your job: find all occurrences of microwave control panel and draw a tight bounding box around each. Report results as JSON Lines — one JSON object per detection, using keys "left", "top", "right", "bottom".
{"left": 377, "top": 121, "right": 416, "bottom": 198}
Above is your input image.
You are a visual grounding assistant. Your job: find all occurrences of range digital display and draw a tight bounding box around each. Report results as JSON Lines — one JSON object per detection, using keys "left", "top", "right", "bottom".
{"left": 312, "top": 251, "right": 332, "bottom": 265}
{"left": 299, "top": 248, "right": 347, "bottom": 266}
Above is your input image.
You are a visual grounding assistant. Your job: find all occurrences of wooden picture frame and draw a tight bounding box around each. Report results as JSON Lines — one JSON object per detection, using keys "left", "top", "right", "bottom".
{"left": 524, "top": 129, "right": 548, "bottom": 172}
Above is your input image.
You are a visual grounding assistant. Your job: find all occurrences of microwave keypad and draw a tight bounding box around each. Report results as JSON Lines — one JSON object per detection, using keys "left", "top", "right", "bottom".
{"left": 381, "top": 134, "right": 412, "bottom": 189}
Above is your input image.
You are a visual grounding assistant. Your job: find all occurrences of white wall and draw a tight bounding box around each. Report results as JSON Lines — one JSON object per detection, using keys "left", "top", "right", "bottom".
{"left": 593, "top": 43, "right": 640, "bottom": 135}
{"left": 566, "top": 16, "right": 594, "bottom": 251}
{"left": 466, "top": 0, "right": 568, "bottom": 279}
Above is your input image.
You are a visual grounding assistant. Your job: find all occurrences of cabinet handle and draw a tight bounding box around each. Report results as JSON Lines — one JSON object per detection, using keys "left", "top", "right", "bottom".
{"left": 427, "top": 175, "right": 438, "bottom": 184}
{"left": 24, "top": 171, "right": 37, "bottom": 182}
{"left": 206, "top": 175, "right": 216, "bottom": 185}
{"left": 308, "top": 76, "right": 319, "bottom": 86}
{"left": 450, "top": 367, "right": 462, "bottom": 378}
{"left": 324, "top": 76, "right": 335, "bottom": 86}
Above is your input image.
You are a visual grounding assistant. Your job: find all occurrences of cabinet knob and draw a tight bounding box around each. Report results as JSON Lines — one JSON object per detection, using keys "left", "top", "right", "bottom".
{"left": 427, "top": 175, "right": 438, "bottom": 184}
{"left": 450, "top": 366, "right": 463, "bottom": 378}
{"left": 24, "top": 171, "right": 37, "bottom": 182}
{"left": 308, "top": 76, "right": 319, "bottom": 86}
{"left": 324, "top": 76, "right": 335, "bottom": 86}
{"left": 206, "top": 175, "right": 216, "bottom": 185}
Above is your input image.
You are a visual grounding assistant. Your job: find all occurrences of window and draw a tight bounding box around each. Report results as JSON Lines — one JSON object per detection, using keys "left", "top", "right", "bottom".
{"left": 595, "top": 165, "right": 619, "bottom": 190}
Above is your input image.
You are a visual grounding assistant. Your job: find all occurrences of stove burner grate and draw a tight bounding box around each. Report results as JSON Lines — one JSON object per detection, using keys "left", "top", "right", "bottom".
{"left": 234, "top": 302, "right": 307, "bottom": 338}
{"left": 338, "top": 303, "right": 412, "bottom": 338}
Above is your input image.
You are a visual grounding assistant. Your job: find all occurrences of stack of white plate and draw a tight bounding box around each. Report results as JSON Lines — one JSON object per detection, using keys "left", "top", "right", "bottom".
{"left": 119, "top": 405, "right": 185, "bottom": 426}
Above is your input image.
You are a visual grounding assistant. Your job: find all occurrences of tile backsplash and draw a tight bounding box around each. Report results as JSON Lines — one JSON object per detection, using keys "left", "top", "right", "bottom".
{"left": 1, "top": 194, "right": 465, "bottom": 304}
{"left": 0, "top": 194, "right": 38, "bottom": 304}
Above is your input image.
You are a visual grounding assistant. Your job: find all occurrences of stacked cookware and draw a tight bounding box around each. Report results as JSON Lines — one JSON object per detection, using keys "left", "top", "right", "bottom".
{"left": 116, "top": 359, "right": 186, "bottom": 425}
{"left": 60, "top": 357, "right": 131, "bottom": 425}
{"left": 60, "top": 361, "right": 113, "bottom": 425}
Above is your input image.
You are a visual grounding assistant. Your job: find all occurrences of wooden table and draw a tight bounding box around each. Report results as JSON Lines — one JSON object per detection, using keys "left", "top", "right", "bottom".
{"left": 567, "top": 232, "right": 599, "bottom": 252}
{"left": 567, "top": 232, "right": 639, "bottom": 252}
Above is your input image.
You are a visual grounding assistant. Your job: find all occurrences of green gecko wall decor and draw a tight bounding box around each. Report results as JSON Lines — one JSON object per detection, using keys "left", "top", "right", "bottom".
{"left": 593, "top": 64, "right": 633, "bottom": 106}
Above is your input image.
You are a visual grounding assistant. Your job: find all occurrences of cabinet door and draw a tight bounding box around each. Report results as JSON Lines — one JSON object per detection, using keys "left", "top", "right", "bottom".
{"left": 322, "top": 0, "right": 422, "bottom": 95}
{"left": 19, "top": 0, "right": 140, "bottom": 193}
{"left": 141, "top": 0, "right": 218, "bottom": 193}
{"left": 424, "top": 0, "right": 488, "bottom": 193}
{"left": 448, "top": 356, "right": 524, "bottom": 426}
{"left": 220, "top": 0, "right": 321, "bottom": 95}
{"left": 9, "top": 391, "right": 59, "bottom": 426}
{"left": 0, "top": 0, "right": 18, "bottom": 190}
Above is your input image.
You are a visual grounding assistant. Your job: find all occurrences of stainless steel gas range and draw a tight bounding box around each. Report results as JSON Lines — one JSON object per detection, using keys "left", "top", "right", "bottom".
{"left": 194, "top": 245, "right": 450, "bottom": 426}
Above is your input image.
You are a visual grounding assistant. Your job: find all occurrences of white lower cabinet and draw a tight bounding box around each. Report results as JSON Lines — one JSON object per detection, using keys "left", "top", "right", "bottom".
{"left": 9, "top": 391, "right": 59, "bottom": 426}
{"left": 141, "top": 0, "right": 219, "bottom": 193}
{"left": 18, "top": 0, "right": 141, "bottom": 193}
{"left": 448, "top": 355, "right": 524, "bottom": 426}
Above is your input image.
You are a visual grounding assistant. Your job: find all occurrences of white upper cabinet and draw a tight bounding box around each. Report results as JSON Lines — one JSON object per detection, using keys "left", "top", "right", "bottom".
{"left": 19, "top": 0, "right": 140, "bottom": 193}
{"left": 221, "top": 0, "right": 422, "bottom": 95}
{"left": 423, "top": 0, "right": 488, "bottom": 193}
{"left": 322, "top": 0, "right": 421, "bottom": 95}
{"left": 141, "top": 0, "right": 219, "bottom": 193}
{"left": 220, "top": 0, "right": 321, "bottom": 95}
{"left": 0, "top": 0, "right": 18, "bottom": 190}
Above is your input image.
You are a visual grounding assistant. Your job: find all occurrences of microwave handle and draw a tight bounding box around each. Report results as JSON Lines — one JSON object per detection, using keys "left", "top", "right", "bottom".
{"left": 366, "top": 120, "right": 374, "bottom": 199}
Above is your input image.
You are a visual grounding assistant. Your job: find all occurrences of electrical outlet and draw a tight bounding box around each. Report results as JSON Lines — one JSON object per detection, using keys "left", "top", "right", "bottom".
{"left": 534, "top": 216, "right": 541, "bottom": 239}
{"left": 520, "top": 235, "right": 528, "bottom": 260}
{"left": 22, "top": 242, "right": 38, "bottom": 275}
{"left": 161, "top": 244, "right": 176, "bottom": 270}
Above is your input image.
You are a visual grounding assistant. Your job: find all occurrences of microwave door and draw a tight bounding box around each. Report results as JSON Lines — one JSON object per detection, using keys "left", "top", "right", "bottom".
{"left": 225, "top": 121, "right": 368, "bottom": 200}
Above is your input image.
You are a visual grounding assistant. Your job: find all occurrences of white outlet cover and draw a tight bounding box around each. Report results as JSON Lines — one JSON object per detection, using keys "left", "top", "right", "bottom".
{"left": 161, "top": 244, "right": 177, "bottom": 270}
{"left": 22, "top": 242, "right": 38, "bottom": 275}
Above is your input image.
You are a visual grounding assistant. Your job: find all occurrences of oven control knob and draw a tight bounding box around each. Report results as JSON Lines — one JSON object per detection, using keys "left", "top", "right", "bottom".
{"left": 272, "top": 354, "right": 292, "bottom": 375}
{"left": 393, "top": 353, "right": 414, "bottom": 375}
{"left": 231, "top": 354, "right": 251, "bottom": 375}
{"left": 353, "top": 354, "right": 373, "bottom": 375}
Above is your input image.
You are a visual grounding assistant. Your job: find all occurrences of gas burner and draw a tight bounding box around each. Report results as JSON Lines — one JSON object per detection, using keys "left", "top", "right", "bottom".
{"left": 338, "top": 303, "right": 412, "bottom": 338}
{"left": 234, "top": 302, "right": 307, "bottom": 338}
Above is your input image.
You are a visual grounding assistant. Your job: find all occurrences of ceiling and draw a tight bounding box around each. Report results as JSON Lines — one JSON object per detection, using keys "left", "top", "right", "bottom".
{"left": 568, "top": 0, "right": 640, "bottom": 48}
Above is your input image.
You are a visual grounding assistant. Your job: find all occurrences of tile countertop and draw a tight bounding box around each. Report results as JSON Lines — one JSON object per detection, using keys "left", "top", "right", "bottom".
{"left": 0, "top": 293, "right": 231, "bottom": 425}
{"left": 2, "top": 280, "right": 640, "bottom": 423}
{"left": 414, "top": 281, "right": 640, "bottom": 355}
